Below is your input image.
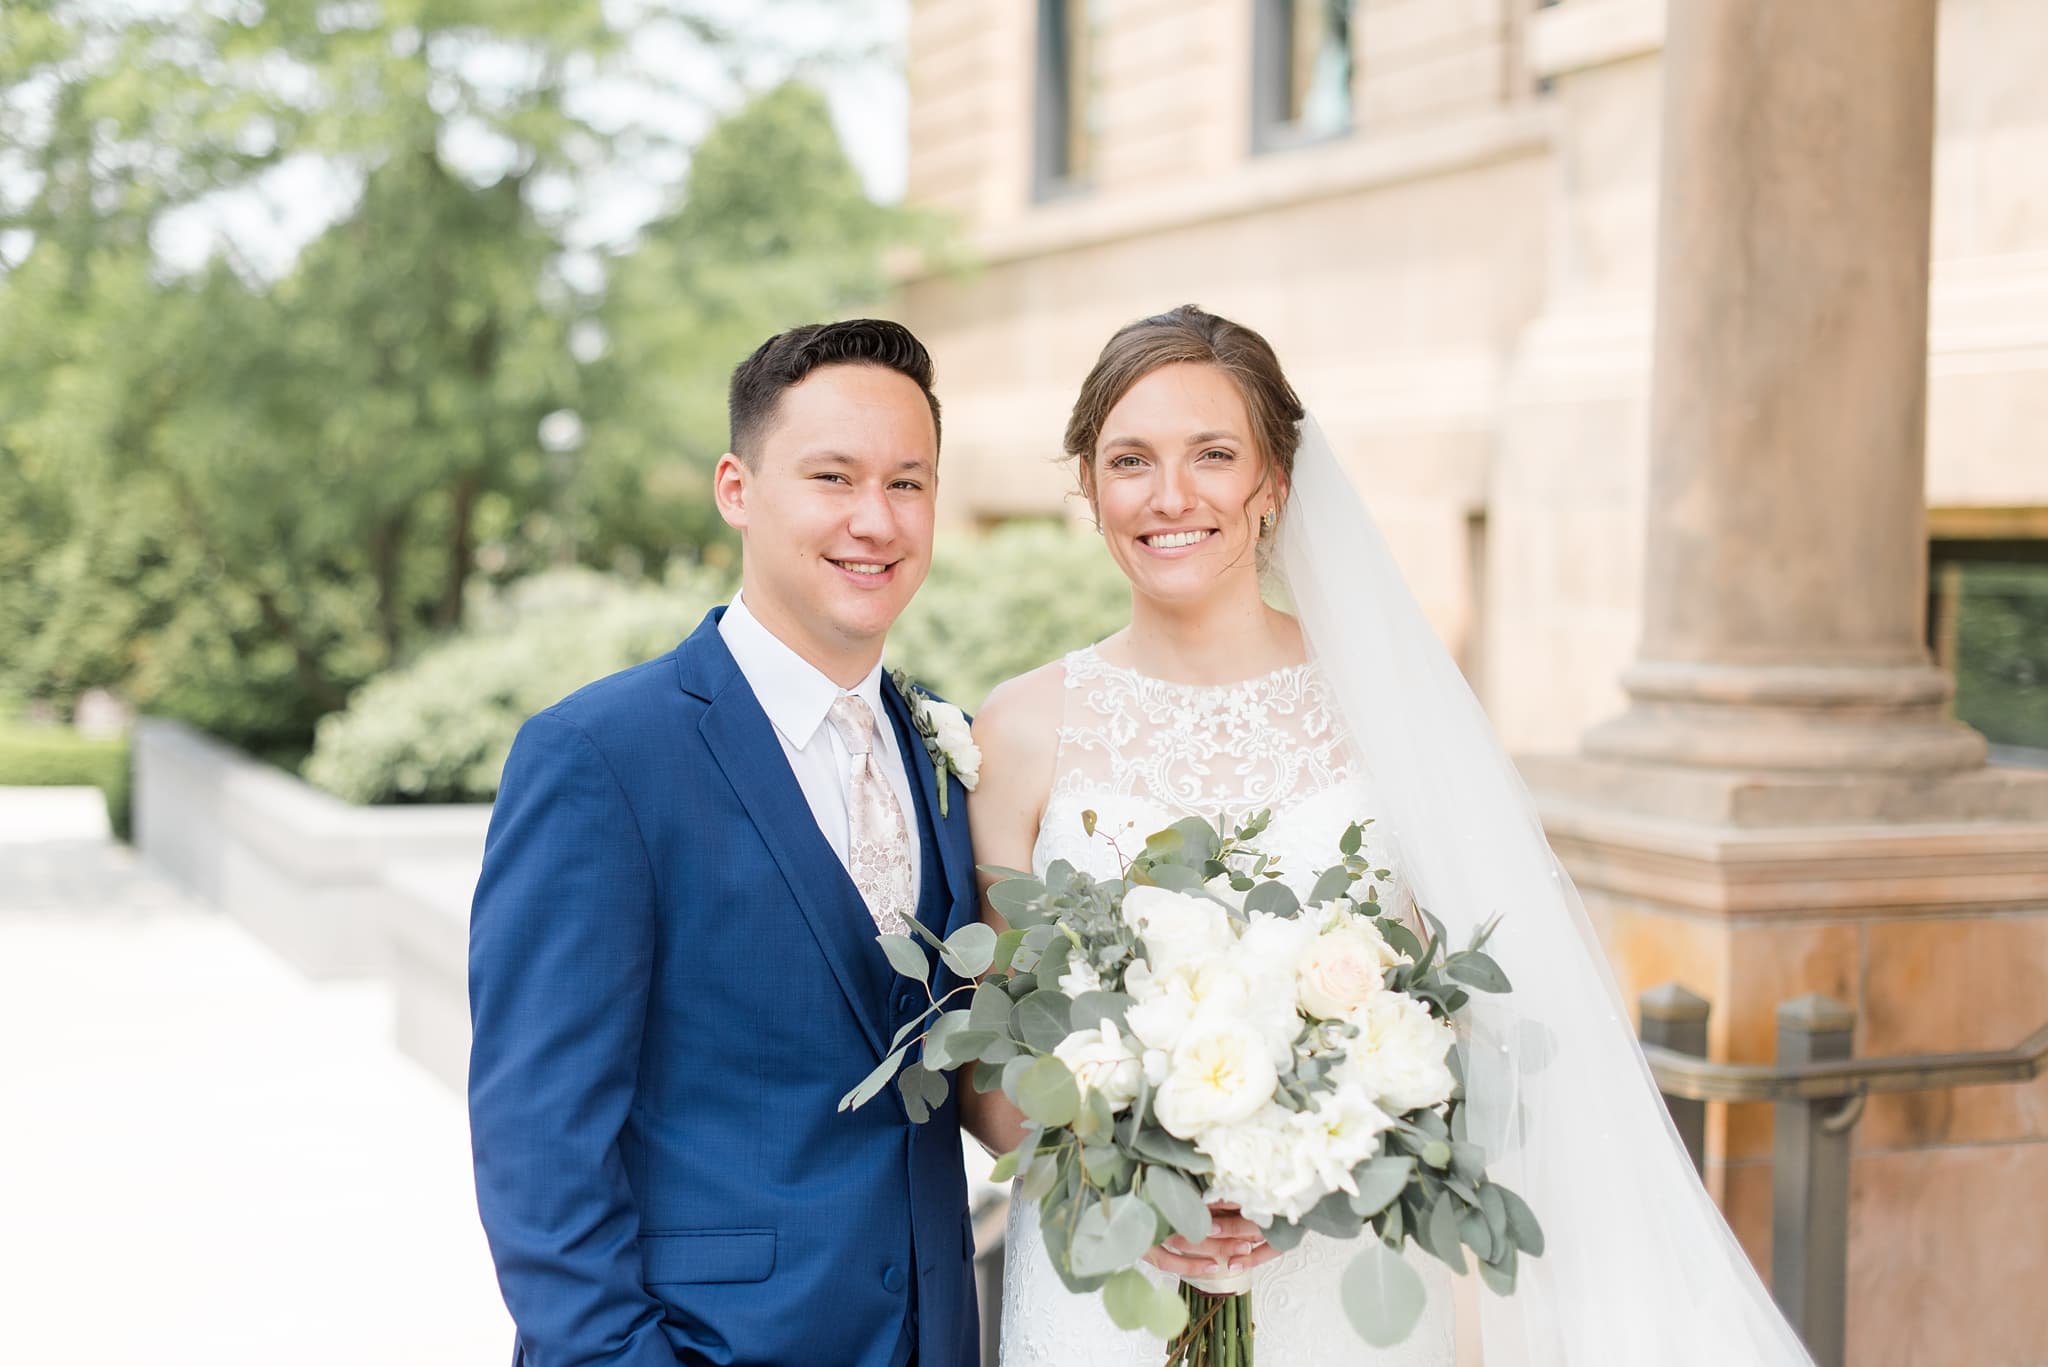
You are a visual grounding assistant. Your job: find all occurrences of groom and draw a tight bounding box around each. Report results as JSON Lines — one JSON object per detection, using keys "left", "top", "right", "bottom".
{"left": 469, "top": 319, "right": 981, "bottom": 1366}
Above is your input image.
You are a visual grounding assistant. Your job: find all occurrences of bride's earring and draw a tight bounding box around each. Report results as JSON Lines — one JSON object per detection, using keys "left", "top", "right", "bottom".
{"left": 1260, "top": 507, "right": 1278, "bottom": 536}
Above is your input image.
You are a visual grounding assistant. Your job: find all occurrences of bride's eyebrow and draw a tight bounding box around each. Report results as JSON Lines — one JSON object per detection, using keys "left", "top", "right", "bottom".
{"left": 1184, "top": 430, "right": 1241, "bottom": 447}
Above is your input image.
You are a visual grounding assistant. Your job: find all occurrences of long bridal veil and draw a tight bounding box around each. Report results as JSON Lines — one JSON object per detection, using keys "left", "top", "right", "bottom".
{"left": 1275, "top": 415, "right": 1815, "bottom": 1366}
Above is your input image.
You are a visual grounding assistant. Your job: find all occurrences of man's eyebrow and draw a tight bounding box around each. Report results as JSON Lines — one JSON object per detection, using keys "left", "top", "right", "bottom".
{"left": 1099, "top": 434, "right": 1153, "bottom": 451}
{"left": 795, "top": 451, "right": 935, "bottom": 475}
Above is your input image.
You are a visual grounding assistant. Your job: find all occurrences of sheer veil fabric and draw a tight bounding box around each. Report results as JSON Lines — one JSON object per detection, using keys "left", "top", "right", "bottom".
{"left": 1274, "top": 416, "right": 1815, "bottom": 1366}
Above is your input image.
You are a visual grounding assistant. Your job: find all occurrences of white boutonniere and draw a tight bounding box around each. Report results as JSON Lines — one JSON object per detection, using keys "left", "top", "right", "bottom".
{"left": 889, "top": 669, "right": 980, "bottom": 817}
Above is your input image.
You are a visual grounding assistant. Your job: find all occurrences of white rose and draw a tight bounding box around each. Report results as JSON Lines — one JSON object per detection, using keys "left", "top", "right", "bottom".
{"left": 1057, "top": 959, "right": 1103, "bottom": 997}
{"left": 922, "top": 700, "right": 980, "bottom": 789}
{"left": 1338, "top": 992, "right": 1458, "bottom": 1114}
{"left": 1121, "top": 885, "right": 1235, "bottom": 973}
{"left": 1052, "top": 1019, "right": 1144, "bottom": 1113}
{"left": 1153, "top": 1021, "right": 1279, "bottom": 1139}
{"left": 1297, "top": 923, "right": 1395, "bottom": 1019}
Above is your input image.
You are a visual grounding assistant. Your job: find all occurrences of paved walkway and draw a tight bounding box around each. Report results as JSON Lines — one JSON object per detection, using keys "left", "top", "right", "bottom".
{"left": 0, "top": 791, "right": 512, "bottom": 1364}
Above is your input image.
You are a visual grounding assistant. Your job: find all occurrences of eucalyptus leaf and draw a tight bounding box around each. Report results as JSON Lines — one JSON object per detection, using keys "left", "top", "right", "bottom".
{"left": 1302, "top": 1189, "right": 1365, "bottom": 1239}
{"left": 1167, "top": 815, "right": 1222, "bottom": 862}
{"left": 976, "top": 864, "right": 1035, "bottom": 882}
{"left": 1309, "top": 865, "right": 1356, "bottom": 905}
{"left": 1144, "top": 863, "right": 1205, "bottom": 892}
{"left": 1340, "top": 1240, "right": 1427, "bottom": 1348}
{"left": 1348, "top": 1155, "right": 1415, "bottom": 1218}
{"left": 991, "top": 929, "right": 1026, "bottom": 976}
{"left": 1069, "top": 1193, "right": 1158, "bottom": 1277}
{"left": 1339, "top": 824, "right": 1364, "bottom": 856}
{"left": 1020, "top": 1149, "right": 1060, "bottom": 1201}
{"left": 1496, "top": 1183, "right": 1545, "bottom": 1256}
{"left": 1102, "top": 1267, "right": 1154, "bottom": 1332}
{"left": 1243, "top": 879, "right": 1300, "bottom": 919}
{"left": 1478, "top": 1182, "right": 1509, "bottom": 1246}
{"left": 1143, "top": 1280, "right": 1190, "bottom": 1338}
{"left": 838, "top": 1045, "right": 908, "bottom": 1112}
{"left": 1445, "top": 952, "right": 1512, "bottom": 994}
{"left": 1262, "top": 1218, "right": 1308, "bottom": 1252}
{"left": 1082, "top": 1144, "right": 1134, "bottom": 1188}
{"left": 1478, "top": 1243, "right": 1518, "bottom": 1295}
{"left": 921, "top": 1010, "right": 973, "bottom": 1068}
{"left": 1450, "top": 1141, "right": 1488, "bottom": 1185}
{"left": 878, "top": 934, "right": 928, "bottom": 982}
{"left": 1141, "top": 1165, "right": 1212, "bottom": 1243}
{"left": 1015, "top": 1055, "right": 1081, "bottom": 1126}
{"left": 1013, "top": 989, "right": 1075, "bottom": 1054}
{"left": 1426, "top": 1193, "right": 1467, "bottom": 1274}
{"left": 889, "top": 1005, "right": 937, "bottom": 1053}
{"left": 1070, "top": 990, "right": 1134, "bottom": 1033}
{"left": 940, "top": 922, "right": 998, "bottom": 977}
{"left": 989, "top": 877, "right": 1050, "bottom": 925}
{"left": 969, "top": 982, "right": 1012, "bottom": 1032}
{"left": 1129, "top": 1126, "right": 1213, "bottom": 1175}
{"left": 1421, "top": 1141, "right": 1452, "bottom": 1170}
{"left": 1459, "top": 1208, "right": 1496, "bottom": 1262}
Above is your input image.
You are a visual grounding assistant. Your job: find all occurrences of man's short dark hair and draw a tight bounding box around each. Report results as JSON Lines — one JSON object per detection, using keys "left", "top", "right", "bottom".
{"left": 727, "top": 318, "right": 942, "bottom": 466}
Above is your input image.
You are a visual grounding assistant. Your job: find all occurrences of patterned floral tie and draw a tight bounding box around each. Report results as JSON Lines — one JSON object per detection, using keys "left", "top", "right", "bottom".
{"left": 826, "top": 695, "right": 917, "bottom": 937}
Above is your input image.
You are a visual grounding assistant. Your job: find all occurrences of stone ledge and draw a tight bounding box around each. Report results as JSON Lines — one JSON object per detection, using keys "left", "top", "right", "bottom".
{"left": 1527, "top": 0, "right": 1666, "bottom": 80}
{"left": 903, "top": 105, "right": 1551, "bottom": 273}
{"left": 133, "top": 719, "right": 490, "bottom": 979}
{"left": 1533, "top": 778, "right": 2048, "bottom": 919}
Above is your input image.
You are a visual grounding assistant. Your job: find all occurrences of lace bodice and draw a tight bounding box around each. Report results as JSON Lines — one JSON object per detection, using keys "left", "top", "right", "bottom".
{"left": 1031, "top": 645, "right": 1406, "bottom": 907}
{"left": 1002, "top": 645, "right": 1453, "bottom": 1367}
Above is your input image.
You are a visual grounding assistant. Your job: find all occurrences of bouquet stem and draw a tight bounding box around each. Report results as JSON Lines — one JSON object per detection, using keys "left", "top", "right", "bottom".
{"left": 1164, "top": 1286, "right": 1253, "bottom": 1366}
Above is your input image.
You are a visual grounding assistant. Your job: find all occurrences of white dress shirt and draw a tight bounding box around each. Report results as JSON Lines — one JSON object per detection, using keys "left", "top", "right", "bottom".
{"left": 719, "top": 593, "right": 922, "bottom": 908}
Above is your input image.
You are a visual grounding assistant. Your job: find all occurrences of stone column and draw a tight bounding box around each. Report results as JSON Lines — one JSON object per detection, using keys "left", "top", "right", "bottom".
{"left": 1520, "top": 6, "right": 2048, "bottom": 1363}
{"left": 1581, "top": 0, "right": 1982, "bottom": 774}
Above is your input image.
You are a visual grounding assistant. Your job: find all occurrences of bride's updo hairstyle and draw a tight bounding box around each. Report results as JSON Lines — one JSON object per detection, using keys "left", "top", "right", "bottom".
{"left": 1063, "top": 304, "right": 1306, "bottom": 540}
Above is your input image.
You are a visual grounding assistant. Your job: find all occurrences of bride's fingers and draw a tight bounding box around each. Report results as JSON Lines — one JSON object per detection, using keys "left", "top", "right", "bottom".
{"left": 1205, "top": 1212, "right": 1266, "bottom": 1243}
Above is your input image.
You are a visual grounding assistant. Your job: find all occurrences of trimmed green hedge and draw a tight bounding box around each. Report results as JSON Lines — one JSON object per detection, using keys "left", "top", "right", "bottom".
{"left": 0, "top": 724, "right": 132, "bottom": 838}
{"left": 305, "top": 524, "right": 1132, "bottom": 805}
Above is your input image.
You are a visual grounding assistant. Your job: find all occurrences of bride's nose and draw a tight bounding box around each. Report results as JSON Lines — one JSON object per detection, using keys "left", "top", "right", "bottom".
{"left": 1149, "top": 461, "right": 1197, "bottom": 517}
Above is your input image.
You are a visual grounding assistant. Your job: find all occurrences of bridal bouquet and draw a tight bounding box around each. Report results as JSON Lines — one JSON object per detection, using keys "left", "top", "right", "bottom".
{"left": 842, "top": 810, "right": 1543, "bottom": 1362}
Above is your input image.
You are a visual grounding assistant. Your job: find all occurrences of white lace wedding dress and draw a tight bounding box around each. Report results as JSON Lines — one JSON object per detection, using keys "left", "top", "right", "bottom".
{"left": 999, "top": 644, "right": 1457, "bottom": 1367}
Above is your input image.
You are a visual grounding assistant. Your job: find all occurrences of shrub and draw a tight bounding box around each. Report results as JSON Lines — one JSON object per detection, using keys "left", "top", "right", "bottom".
{"left": 303, "top": 524, "right": 1132, "bottom": 805}
{"left": 303, "top": 567, "right": 733, "bottom": 804}
{"left": 0, "top": 724, "right": 132, "bottom": 839}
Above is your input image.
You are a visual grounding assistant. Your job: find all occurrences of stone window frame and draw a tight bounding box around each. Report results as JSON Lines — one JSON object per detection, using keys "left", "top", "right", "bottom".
{"left": 1032, "top": 0, "right": 1093, "bottom": 202}
{"left": 1250, "top": 0, "right": 1357, "bottom": 157}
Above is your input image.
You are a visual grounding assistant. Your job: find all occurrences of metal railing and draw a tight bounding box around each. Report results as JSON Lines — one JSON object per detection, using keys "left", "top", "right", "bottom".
{"left": 1638, "top": 984, "right": 2048, "bottom": 1367}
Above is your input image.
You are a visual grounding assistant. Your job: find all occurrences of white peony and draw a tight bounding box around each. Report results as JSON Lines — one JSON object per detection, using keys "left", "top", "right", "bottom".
{"left": 1337, "top": 991, "right": 1459, "bottom": 1114}
{"left": 1052, "top": 1019, "right": 1144, "bottom": 1113}
{"left": 1233, "top": 912, "right": 1318, "bottom": 1062}
{"left": 1152, "top": 1021, "right": 1279, "bottom": 1138}
{"left": 921, "top": 700, "right": 980, "bottom": 789}
{"left": 1201, "top": 873, "right": 1248, "bottom": 913}
{"left": 1121, "top": 885, "right": 1235, "bottom": 973}
{"left": 1200, "top": 1090, "right": 1394, "bottom": 1225}
{"left": 1296, "top": 922, "right": 1396, "bottom": 1019}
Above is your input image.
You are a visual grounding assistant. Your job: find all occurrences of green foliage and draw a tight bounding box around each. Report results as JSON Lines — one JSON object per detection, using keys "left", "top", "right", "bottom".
{"left": 890, "top": 522, "right": 1131, "bottom": 709}
{"left": 303, "top": 566, "right": 731, "bottom": 804}
{"left": 303, "top": 523, "right": 1127, "bottom": 804}
{"left": 0, "top": 724, "right": 131, "bottom": 839}
{"left": 0, "top": 6, "right": 935, "bottom": 756}
{"left": 1951, "top": 563, "right": 2048, "bottom": 753}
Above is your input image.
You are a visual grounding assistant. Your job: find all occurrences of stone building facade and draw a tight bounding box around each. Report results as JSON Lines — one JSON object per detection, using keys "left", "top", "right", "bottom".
{"left": 897, "top": 4, "right": 2048, "bottom": 1365}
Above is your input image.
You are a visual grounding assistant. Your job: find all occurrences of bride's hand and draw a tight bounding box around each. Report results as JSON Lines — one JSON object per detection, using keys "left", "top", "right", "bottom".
{"left": 1142, "top": 1202, "right": 1280, "bottom": 1279}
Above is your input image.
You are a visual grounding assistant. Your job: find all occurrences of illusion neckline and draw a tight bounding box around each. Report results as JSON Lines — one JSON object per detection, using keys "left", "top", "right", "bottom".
{"left": 1072, "top": 642, "right": 1315, "bottom": 697}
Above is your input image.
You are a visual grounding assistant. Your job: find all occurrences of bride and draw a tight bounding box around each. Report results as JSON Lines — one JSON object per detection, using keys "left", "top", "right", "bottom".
{"left": 961, "top": 306, "right": 1815, "bottom": 1365}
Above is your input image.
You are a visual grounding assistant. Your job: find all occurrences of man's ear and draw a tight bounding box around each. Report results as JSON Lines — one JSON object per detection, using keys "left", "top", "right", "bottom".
{"left": 713, "top": 452, "right": 749, "bottom": 531}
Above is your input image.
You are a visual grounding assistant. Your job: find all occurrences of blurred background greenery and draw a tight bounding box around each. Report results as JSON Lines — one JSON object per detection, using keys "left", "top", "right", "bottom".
{"left": 0, "top": 0, "right": 1125, "bottom": 813}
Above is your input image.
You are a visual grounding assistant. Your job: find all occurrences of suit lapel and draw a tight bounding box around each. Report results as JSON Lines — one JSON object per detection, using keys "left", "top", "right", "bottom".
{"left": 684, "top": 615, "right": 892, "bottom": 1060}
{"left": 880, "top": 678, "right": 975, "bottom": 938}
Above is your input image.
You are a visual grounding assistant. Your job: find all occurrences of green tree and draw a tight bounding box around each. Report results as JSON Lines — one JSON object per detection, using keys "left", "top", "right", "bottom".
{"left": 0, "top": 3, "right": 931, "bottom": 753}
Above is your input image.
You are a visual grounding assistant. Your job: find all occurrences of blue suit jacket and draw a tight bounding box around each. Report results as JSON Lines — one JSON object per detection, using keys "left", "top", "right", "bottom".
{"left": 469, "top": 609, "right": 981, "bottom": 1367}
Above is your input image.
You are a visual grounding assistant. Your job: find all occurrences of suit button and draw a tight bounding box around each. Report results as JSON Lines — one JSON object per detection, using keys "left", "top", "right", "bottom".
{"left": 882, "top": 1265, "right": 907, "bottom": 1294}
{"left": 894, "top": 988, "right": 917, "bottom": 1016}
